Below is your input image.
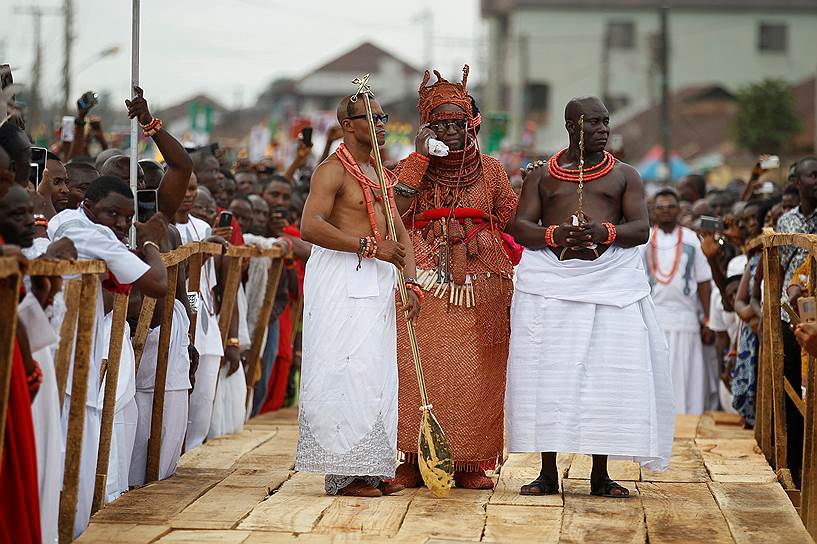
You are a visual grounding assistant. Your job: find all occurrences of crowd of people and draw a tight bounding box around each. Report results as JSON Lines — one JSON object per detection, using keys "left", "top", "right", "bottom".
{"left": 2, "top": 61, "right": 817, "bottom": 542}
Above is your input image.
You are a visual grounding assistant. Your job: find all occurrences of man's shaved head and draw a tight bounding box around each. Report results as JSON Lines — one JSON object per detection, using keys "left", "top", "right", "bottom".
{"left": 336, "top": 95, "right": 363, "bottom": 125}
{"left": 565, "top": 96, "right": 605, "bottom": 122}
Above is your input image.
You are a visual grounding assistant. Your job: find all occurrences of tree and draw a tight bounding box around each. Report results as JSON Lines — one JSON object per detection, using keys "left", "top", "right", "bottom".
{"left": 733, "top": 79, "right": 801, "bottom": 155}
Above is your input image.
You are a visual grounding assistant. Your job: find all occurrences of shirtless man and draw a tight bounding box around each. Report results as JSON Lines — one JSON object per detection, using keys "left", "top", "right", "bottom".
{"left": 506, "top": 96, "right": 674, "bottom": 498}
{"left": 295, "top": 94, "right": 419, "bottom": 497}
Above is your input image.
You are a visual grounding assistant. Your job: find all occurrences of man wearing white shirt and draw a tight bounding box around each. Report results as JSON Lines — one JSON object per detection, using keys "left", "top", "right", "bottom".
{"left": 48, "top": 175, "right": 168, "bottom": 537}
{"left": 642, "top": 189, "right": 713, "bottom": 415}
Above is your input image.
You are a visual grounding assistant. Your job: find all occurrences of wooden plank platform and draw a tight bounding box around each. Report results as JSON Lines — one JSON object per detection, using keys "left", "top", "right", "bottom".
{"left": 80, "top": 411, "right": 815, "bottom": 543}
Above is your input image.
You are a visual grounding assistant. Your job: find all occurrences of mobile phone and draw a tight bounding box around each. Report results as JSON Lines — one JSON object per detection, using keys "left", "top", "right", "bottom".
{"left": 799, "top": 297, "right": 817, "bottom": 323}
{"left": 760, "top": 155, "right": 780, "bottom": 170}
{"left": 30, "top": 146, "right": 47, "bottom": 187}
{"left": 77, "top": 90, "right": 98, "bottom": 111}
{"left": 301, "top": 127, "right": 313, "bottom": 147}
{"left": 218, "top": 210, "right": 233, "bottom": 228}
{"left": 61, "top": 116, "right": 76, "bottom": 143}
{"left": 699, "top": 215, "right": 724, "bottom": 233}
{"left": 136, "top": 189, "right": 158, "bottom": 223}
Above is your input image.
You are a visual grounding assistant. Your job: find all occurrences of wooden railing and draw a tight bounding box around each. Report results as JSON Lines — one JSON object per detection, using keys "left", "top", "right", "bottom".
{"left": 0, "top": 240, "right": 287, "bottom": 543}
{"left": 751, "top": 232, "right": 817, "bottom": 538}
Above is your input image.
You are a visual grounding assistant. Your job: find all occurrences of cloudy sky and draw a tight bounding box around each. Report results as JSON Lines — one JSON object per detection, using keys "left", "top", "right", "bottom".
{"left": 2, "top": 0, "right": 484, "bottom": 111}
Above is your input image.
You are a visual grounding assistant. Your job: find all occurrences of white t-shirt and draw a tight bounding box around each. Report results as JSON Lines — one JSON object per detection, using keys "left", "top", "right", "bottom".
{"left": 48, "top": 207, "right": 150, "bottom": 409}
{"left": 175, "top": 216, "right": 223, "bottom": 357}
{"left": 643, "top": 226, "right": 713, "bottom": 332}
{"left": 709, "top": 283, "right": 739, "bottom": 347}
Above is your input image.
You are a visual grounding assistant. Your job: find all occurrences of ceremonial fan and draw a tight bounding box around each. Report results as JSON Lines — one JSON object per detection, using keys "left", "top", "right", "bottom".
{"left": 351, "top": 74, "right": 454, "bottom": 498}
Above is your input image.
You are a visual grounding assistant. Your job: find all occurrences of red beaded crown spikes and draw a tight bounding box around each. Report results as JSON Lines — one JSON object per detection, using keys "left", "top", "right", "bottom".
{"left": 547, "top": 148, "right": 616, "bottom": 183}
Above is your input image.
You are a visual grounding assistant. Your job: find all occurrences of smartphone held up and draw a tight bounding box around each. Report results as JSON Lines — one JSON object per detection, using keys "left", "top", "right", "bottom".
{"left": 136, "top": 189, "right": 158, "bottom": 223}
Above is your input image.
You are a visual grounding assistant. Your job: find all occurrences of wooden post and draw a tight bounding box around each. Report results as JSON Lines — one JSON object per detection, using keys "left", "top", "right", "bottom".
{"left": 218, "top": 255, "right": 243, "bottom": 344}
{"left": 91, "top": 292, "right": 130, "bottom": 514}
{"left": 802, "top": 255, "right": 817, "bottom": 536}
{"left": 764, "top": 246, "right": 788, "bottom": 472}
{"left": 132, "top": 296, "right": 157, "bottom": 370}
{"left": 0, "top": 259, "right": 21, "bottom": 456}
{"left": 58, "top": 274, "right": 98, "bottom": 544}
{"left": 54, "top": 278, "right": 82, "bottom": 408}
{"left": 145, "top": 263, "right": 179, "bottom": 482}
{"left": 245, "top": 257, "right": 284, "bottom": 395}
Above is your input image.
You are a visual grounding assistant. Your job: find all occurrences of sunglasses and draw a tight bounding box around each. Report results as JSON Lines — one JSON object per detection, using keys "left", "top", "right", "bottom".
{"left": 346, "top": 113, "right": 389, "bottom": 124}
{"left": 654, "top": 204, "right": 679, "bottom": 210}
{"left": 430, "top": 119, "right": 467, "bottom": 132}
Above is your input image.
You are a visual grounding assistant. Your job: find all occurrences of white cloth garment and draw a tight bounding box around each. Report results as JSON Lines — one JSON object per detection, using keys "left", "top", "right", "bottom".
{"left": 295, "top": 246, "right": 399, "bottom": 479}
{"left": 642, "top": 226, "right": 713, "bottom": 415}
{"left": 19, "top": 293, "right": 62, "bottom": 544}
{"left": 709, "top": 286, "right": 739, "bottom": 414}
{"left": 130, "top": 299, "right": 191, "bottom": 485}
{"left": 177, "top": 216, "right": 224, "bottom": 449}
{"left": 507, "top": 246, "right": 675, "bottom": 471}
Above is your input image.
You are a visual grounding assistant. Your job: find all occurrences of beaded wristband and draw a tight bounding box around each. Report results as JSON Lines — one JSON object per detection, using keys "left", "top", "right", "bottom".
{"left": 602, "top": 222, "right": 617, "bottom": 245}
{"left": 405, "top": 281, "right": 425, "bottom": 304}
{"left": 141, "top": 117, "right": 163, "bottom": 138}
{"left": 544, "top": 225, "right": 559, "bottom": 248}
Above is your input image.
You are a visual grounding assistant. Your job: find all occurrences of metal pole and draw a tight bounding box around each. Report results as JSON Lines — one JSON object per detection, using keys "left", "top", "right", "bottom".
{"left": 660, "top": 5, "right": 671, "bottom": 182}
{"left": 129, "top": 0, "right": 140, "bottom": 249}
{"left": 62, "top": 0, "right": 73, "bottom": 115}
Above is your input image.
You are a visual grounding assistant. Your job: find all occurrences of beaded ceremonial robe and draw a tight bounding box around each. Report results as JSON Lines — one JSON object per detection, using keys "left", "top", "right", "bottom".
{"left": 395, "top": 150, "right": 517, "bottom": 471}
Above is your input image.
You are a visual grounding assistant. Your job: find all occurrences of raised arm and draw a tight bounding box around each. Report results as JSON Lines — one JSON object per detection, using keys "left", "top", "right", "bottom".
{"left": 125, "top": 86, "right": 193, "bottom": 220}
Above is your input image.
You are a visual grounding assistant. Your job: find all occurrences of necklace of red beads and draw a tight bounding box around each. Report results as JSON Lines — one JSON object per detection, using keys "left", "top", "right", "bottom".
{"left": 335, "top": 143, "right": 399, "bottom": 241}
{"left": 649, "top": 226, "right": 683, "bottom": 285}
{"left": 547, "top": 148, "right": 617, "bottom": 182}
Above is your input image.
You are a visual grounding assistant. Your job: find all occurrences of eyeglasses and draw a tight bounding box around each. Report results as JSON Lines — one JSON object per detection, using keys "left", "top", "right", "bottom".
{"left": 654, "top": 204, "right": 679, "bottom": 210}
{"left": 430, "top": 119, "right": 467, "bottom": 132}
{"left": 346, "top": 113, "right": 390, "bottom": 124}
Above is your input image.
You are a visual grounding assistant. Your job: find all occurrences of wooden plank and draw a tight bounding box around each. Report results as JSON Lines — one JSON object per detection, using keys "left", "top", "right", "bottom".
{"left": 147, "top": 264, "right": 179, "bottom": 482}
{"left": 91, "top": 467, "right": 231, "bottom": 524}
{"left": 785, "top": 379, "right": 806, "bottom": 417}
{"left": 54, "top": 278, "right": 81, "bottom": 406}
{"left": 559, "top": 479, "right": 645, "bottom": 544}
{"left": 483, "top": 504, "right": 562, "bottom": 543}
{"left": 566, "top": 455, "right": 641, "bottom": 481}
{"left": 0, "top": 255, "right": 20, "bottom": 277}
{"left": 0, "top": 272, "right": 20, "bottom": 457}
{"left": 674, "top": 415, "right": 701, "bottom": 439}
{"left": 696, "top": 413, "right": 755, "bottom": 440}
{"left": 314, "top": 494, "right": 414, "bottom": 537}
{"left": 245, "top": 407, "right": 299, "bottom": 428}
{"left": 642, "top": 439, "right": 709, "bottom": 483}
{"left": 59, "top": 273, "right": 98, "bottom": 544}
{"left": 763, "top": 246, "right": 789, "bottom": 471}
{"left": 638, "top": 482, "right": 733, "bottom": 544}
{"left": 696, "top": 438, "right": 777, "bottom": 483}
{"left": 710, "top": 482, "right": 815, "bottom": 544}
{"left": 238, "top": 473, "right": 334, "bottom": 533}
{"left": 246, "top": 257, "right": 284, "bottom": 391}
{"left": 160, "top": 244, "right": 195, "bottom": 267}
{"left": 156, "top": 530, "right": 252, "bottom": 543}
{"left": 178, "top": 429, "right": 276, "bottom": 470}
{"left": 75, "top": 524, "right": 169, "bottom": 544}
{"left": 803, "top": 342, "right": 817, "bottom": 536}
{"left": 395, "top": 496, "right": 487, "bottom": 542}
{"left": 27, "top": 258, "right": 106, "bottom": 276}
{"left": 132, "top": 297, "right": 157, "bottom": 371}
{"left": 490, "top": 453, "right": 571, "bottom": 507}
{"left": 170, "top": 468, "right": 289, "bottom": 530}
{"left": 92, "top": 292, "right": 130, "bottom": 513}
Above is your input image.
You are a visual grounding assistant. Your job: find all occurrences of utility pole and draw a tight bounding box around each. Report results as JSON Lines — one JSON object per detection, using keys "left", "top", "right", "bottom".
{"left": 411, "top": 9, "right": 433, "bottom": 69}
{"left": 14, "top": 5, "right": 63, "bottom": 128}
{"left": 659, "top": 5, "right": 671, "bottom": 183}
{"left": 600, "top": 24, "right": 611, "bottom": 108}
{"left": 63, "top": 0, "right": 74, "bottom": 114}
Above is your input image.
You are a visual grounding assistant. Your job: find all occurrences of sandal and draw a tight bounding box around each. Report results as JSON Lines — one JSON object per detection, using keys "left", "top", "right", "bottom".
{"left": 520, "top": 475, "right": 559, "bottom": 496}
{"left": 590, "top": 477, "right": 630, "bottom": 498}
{"left": 338, "top": 479, "right": 382, "bottom": 497}
{"left": 378, "top": 481, "right": 406, "bottom": 496}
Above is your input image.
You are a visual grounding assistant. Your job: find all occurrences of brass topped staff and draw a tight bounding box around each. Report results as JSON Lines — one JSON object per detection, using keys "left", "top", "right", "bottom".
{"left": 560, "top": 113, "right": 599, "bottom": 261}
{"left": 351, "top": 74, "right": 454, "bottom": 498}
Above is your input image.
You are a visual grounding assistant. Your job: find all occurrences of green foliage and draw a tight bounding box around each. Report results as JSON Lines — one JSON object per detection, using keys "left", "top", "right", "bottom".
{"left": 733, "top": 79, "right": 801, "bottom": 155}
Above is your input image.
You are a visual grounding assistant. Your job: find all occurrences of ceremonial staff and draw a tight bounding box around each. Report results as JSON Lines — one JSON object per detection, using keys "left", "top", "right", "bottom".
{"left": 560, "top": 113, "right": 599, "bottom": 261}
{"left": 128, "top": 0, "right": 140, "bottom": 249}
{"left": 351, "top": 74, "right": 454, "bottom": 498}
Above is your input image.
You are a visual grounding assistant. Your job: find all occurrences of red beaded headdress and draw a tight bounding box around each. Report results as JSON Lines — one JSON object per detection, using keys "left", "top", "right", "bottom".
{"left": 417, "top": 65, "right": 473, "bottom": 123}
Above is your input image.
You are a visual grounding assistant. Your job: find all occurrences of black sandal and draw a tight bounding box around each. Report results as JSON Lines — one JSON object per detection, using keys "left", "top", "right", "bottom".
{"left": 520, "top": 475, "right": 559, "bottom": 496}
{"left": 590, "top": 477, "right": 630, "bottom": 498}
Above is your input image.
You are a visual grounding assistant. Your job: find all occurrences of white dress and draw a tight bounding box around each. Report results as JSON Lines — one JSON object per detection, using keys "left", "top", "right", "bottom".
{"left": 507, "top": 245, "right": 675, "bottom": 471}
{"left": 295, "top": 246, "right": 399, "bottom": 487}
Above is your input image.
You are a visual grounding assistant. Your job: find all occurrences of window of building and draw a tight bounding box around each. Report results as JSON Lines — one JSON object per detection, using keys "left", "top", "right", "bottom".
{"left": 758, "top": 23, "right": 788, "bottom": 53}
{"left": 607, "top": 21, "right": 635, "bottom": 49}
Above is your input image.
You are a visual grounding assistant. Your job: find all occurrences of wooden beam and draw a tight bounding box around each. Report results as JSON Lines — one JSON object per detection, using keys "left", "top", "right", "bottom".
{"left": 245, "top": 257, "right": 284, "bottom": 391}
{"left": 803, "top": 254, "right": 817, "bottom": 538}
{"left": 54, "top": 279, "right": 82, "bottom": 409}
{"left": 785, "top": 379, "right": 806, "bottom": 418}
{"left": 763, "top": 246, "right": 788, "bottom": 472}
{"left": 217, "top": 255, "right": 243, "bottom": 345}
{"left": 58, "top": 274, "right": 98, "bottom": 544}
{"left": 92, "top": 291, "right": 130, "bottom": 514}
{"left": 0, "top": 271, "right": 21, "bottom": 456}
{"left": 132, "top": 297, "right": 157, "bottom": 371}
{"left": 27, "top": 258, "right": 106, "bottom": 276}
{"left": 160, "top": 244, "right": 194, "bottom": 267}
{"left": 145, "top": 263, "right": 179, "bottom": 482}
{"left": 0, "top": 256, "right": 21, "bottom": 277}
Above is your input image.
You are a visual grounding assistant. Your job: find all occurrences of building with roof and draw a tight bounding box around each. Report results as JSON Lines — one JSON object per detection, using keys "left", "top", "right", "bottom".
{"left": 481, "top": 0, "right": 817, "bottom": 153}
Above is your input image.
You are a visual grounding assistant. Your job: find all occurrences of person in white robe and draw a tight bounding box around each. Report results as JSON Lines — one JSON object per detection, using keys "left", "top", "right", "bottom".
{"left": 709, "top": 255, "right": 747, "bottom": 415}
{"left": 129, "top": 299, "right": 191, "bottom": 485}
{"left": 48, "top": 177, "right": 168, "bottom": 537}
{"left": 175, "top": 203, "right": 224, "bottom": 450}
{"left": 642, "top": 189, "right": 713, "bottom": 415}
